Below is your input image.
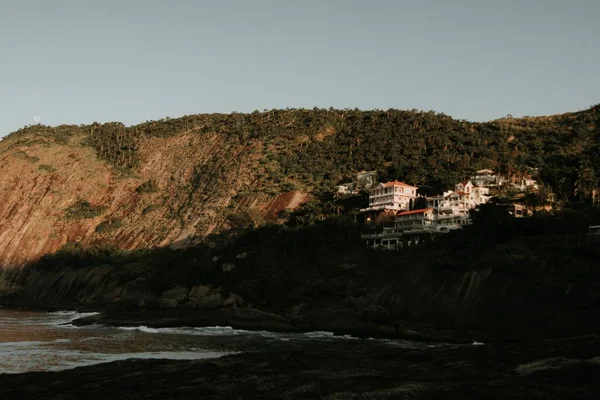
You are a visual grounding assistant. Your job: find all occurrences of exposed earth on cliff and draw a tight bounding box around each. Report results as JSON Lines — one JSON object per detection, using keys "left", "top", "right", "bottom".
{"left": 0, "top": 128, "right": 307, "bottom": 268}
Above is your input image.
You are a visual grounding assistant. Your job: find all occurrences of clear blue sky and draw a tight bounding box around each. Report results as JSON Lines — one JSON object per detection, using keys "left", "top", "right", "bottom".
{"left": 1, "top": 0, "right": 598, "bottom": 137}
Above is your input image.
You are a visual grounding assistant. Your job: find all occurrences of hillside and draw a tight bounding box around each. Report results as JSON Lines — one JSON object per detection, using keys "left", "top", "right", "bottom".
{"left": 1, "top": 106, "right": 599, "bottom": 268}
{"left": 2, "top": 209, "right": 599, "bottom": 341}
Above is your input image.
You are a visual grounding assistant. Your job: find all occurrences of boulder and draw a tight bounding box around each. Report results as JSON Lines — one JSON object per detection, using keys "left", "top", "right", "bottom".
{"left": 157, "top": 298, "right": 178, "bottom": 309}
{"left": 101, "top": 292, "right": 121, "bottom": 304}
{"left": 189, "top": 285, "right": 212, "bottom": 300}
{"left": 134, "top": 295, "right": 158, "bottom": 310}
{"left": 221, "top": 292, "right": 245, "bottom": 308}
{"left": 230, "top": 293, "right": 245, "bottom": 307}
{"left": 361, "top": 305, "right": 393, "bottom": 323}
{"left": 222, "top": 263, "right": 236, "bottom": 273}
{"left": 287, "top": 304, "right": 306, "bottom": 321}
{"left": 192, "top": 293, "right": 222, "bottom": 309}
{"left": 159, "top": 286, "right": 189, "bottom": 305}
{"left": 222, "top": 296, "right": 237, "bottom": 308}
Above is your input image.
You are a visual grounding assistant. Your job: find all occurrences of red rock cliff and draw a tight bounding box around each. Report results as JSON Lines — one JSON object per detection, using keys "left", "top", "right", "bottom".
{"left": 0, "top": 130, "right": 307, "bottom": 268}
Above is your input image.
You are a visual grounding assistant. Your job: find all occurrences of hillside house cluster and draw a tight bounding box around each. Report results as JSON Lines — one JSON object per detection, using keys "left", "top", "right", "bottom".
{"left": 345, "top": 168, "right": 546, "bottom": 249}
{"left": 470, "top": 168, "right": 539, "bottom": 192}
{"left": 361, "top": 179, "right": 490, "bottom": 249}
{"left": 360, "top": 170, "right": 508, "bottom": 250}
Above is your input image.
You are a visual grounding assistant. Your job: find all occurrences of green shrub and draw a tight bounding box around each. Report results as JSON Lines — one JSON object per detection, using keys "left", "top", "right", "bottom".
{"left": 65, "top": 200, "right": 104, "bottom": 220}
{"left": 95, "top": 218, "right": 123, "bottom": 233}
{"left": 38, "top": 164, "right": 56, "bottom": 173}
{"left": 14, "top": 150, "right": 40, "bottom": 163}
{"left": 136, "top": 180, "right": 158, "bottom": 194}
{"left": 142, "top": 204, "right": 158, "bottom": 215}
{"left": 51, "top": 130, "right": 72, "bottom": 145}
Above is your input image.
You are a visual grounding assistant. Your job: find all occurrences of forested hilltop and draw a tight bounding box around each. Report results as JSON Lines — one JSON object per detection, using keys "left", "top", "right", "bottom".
{"left": 8, "top": 105, "right": 600, "bottom": 198}
{"left": 0, "top": 105, "right": 599, "bottom": 267}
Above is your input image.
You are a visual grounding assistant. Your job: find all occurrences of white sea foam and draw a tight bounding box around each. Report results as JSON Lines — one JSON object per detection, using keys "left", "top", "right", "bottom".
{"left": 118, "top": 325, "right": 254, "bottom": 336}
{"left": 42, "top": 311, "right": 100, "bottom": 327}
{"left": 114, "top": 325, "right": 402, "bottom": 342}
{"left": 118, "top": 325, "right": 161, "bottom": 334}
{"left": 0, "top": 347, "right": 231, "bottom": 374}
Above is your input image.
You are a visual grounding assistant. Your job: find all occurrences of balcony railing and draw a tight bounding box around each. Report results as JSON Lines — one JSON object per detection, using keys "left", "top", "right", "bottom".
{"left": 361, "top": 224, "right": 462, "bottom": 239}
{"left": 396, "top": 215, "right": 434, "bottom": 222}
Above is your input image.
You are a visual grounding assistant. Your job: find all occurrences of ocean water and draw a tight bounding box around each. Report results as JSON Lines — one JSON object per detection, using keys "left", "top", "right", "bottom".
{"left": 0, "top": 307, "right": 443, "bottom": 374}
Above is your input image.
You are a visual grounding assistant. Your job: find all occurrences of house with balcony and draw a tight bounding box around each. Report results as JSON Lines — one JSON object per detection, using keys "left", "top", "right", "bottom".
{"left": 363, "top": 181, "right": 418, "bottom": 211}
{"left": 469, "top": 169, "right": 539, "bottom": 192}
{"left": 470, "top": 169, "right": 499, "bottom": 187}
{"left": 362, "top": 207, "right": 469, "bottom": 250}
{"left": 394, "top": 208, "right": 436, "bottom": 231}
{"left": 426, "top": 180, "right": 490, "bottom": 219}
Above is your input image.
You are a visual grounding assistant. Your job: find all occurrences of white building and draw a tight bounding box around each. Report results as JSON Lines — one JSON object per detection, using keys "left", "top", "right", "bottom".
{"left": 393, "top": 208, "right": 467, "bottom": 233}
{"left": 335, "top": 170, "right": 377, "bottom": 195}
{"left": 362, "top": 181, "right": 418, "bottom": 212}
{"left": 470, "top": 168, "right": 539, "bottom": 192}
{"left": 508, "top": 176, "right": 539, "bottom": 192}
{"left": 335, "top": 182, "right": 355, "bottom": 194}
{"left": 362, "top": 207, "right": 468, "bottom": 250}
{"left": 470, "top": 169, "right": 499, "bottom": 187}
{"left": 427, "top": 180, "right": 490, "bottom": 217}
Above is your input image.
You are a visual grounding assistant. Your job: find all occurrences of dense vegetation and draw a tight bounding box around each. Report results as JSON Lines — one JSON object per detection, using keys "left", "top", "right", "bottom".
{"left": 6, "top": 105, "right": 600, "bottom": 205}
{"left": 14, "top": 205, "right": 600, "bottom": 314}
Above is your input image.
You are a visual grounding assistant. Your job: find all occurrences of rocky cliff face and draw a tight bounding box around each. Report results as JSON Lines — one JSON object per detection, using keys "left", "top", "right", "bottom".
{"left": 0, "top": 130, "right": 306, "bottom": 268}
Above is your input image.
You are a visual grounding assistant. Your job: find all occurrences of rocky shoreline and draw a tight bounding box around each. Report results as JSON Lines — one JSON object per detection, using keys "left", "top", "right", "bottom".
{"left": 2, "top": 224, "right": 599, "bottom": 345}
{"left": 1, "top": 335, "right": 598, "bottom": 399}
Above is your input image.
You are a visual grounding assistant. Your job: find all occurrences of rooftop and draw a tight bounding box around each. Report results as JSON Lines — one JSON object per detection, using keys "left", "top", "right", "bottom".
{"left": 397, "top": 208, "right": 433, "bottom": 216}
{"left": 382, "top": 181, "right": 417, "bottom": 188}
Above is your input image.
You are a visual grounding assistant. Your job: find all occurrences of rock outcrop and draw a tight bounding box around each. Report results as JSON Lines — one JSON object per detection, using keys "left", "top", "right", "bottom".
{"left": 158, "top": 286, "right": 189, "bottom": 308}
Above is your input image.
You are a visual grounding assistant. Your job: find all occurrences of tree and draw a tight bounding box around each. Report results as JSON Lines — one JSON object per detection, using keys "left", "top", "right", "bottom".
{"left": 575, "top": 161, "right": 598, "bottom": 202}
{"left": 523, "top": 183, "right": 554, "bottom": 213}
{"left": 413, "top": 197, "right": 428, "bottom": 210}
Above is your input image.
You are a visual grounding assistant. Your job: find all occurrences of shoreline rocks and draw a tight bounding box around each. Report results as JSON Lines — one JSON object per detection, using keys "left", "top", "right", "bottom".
{"left": 1, "top": 335, "right": 598, "bottom": 399}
